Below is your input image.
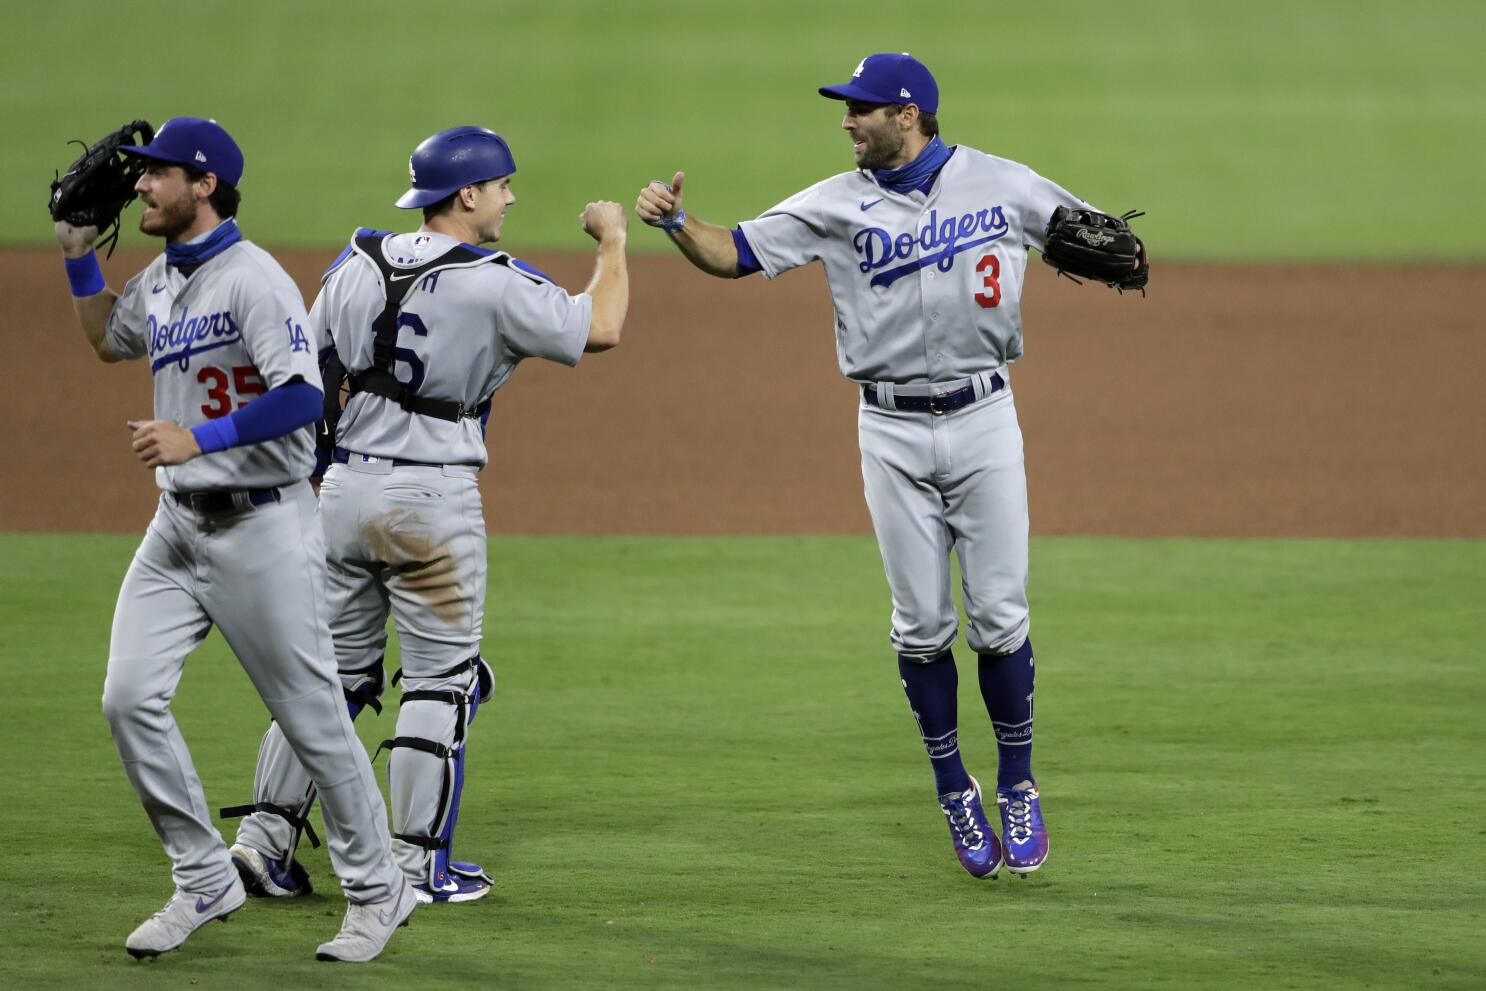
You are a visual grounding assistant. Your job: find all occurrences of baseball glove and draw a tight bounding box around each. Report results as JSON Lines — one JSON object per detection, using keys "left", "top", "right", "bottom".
{"left": 48, "top": 120, "right": 155, "bottom": 258}
{"left": 1041, "top": 207, "right": 1149, "bottom": 294}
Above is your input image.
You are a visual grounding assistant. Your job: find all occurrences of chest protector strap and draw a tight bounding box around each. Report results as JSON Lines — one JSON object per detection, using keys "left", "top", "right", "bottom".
{"left": 347, "top": 234, "right": 495, "bottom": 422}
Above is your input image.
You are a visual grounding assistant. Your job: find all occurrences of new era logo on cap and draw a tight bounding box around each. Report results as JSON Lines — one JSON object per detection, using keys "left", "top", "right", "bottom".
{"left": 900, "top": 88, "right": 911, "bottom": 98}
{"left": 195, "top": 151, "right": 207, "bottom": 163}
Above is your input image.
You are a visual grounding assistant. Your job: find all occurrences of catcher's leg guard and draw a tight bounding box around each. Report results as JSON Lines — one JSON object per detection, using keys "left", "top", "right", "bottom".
{"left": 225, "top": 657, "right": 386, "bottom": 880}
{"left": 378, "top": 655, "right": 494, "bottom": 901}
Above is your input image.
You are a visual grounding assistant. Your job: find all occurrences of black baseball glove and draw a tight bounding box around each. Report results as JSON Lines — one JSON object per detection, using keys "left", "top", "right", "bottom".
{"left": 48, "top": 120, "right": 155, "bottom": 258}
{"left": 1041, "top": 207, "right": 1149, "bottom": 294}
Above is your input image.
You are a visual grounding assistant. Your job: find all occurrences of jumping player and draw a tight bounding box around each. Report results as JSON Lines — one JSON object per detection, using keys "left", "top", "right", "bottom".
{"left": 54, "top": 117, "right": 414, "bottom": 960}
{"left": 227, "top": 125, "right": 629, "bottom": 904}
{"left": 637, "top": 54, "right": 1146, "bottom": 878}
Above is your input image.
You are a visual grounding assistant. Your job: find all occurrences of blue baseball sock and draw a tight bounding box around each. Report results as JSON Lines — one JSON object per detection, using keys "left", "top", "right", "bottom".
{"left": 898, "top": 651, "right": 971, "bottom": 796}
{"left": 978, "top": 639, "right": 1035, "bottom": 790}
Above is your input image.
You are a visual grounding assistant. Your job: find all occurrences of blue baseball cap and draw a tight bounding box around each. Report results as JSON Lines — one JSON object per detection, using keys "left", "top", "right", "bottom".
{"left": 819, "top": 53, "right": 939, "bottom": 114}
{"left": 396, "top": 126, "right": 517, "bottom": 209}
{"left": 120, "top": 117, "right": 244, "bottom": 186}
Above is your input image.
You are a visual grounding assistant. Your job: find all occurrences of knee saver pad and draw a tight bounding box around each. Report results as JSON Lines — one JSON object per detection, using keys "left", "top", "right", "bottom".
{"left": 340, "top": 655, "right": 386, "bottom": 718}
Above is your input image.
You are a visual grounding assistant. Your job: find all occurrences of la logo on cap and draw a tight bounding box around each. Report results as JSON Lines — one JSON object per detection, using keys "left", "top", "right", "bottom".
{"left": 852, "top": 59, "right": 865, "bottom": 77}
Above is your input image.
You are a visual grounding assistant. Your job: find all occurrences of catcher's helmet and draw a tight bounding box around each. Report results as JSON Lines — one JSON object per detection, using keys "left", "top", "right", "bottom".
{"left": 395, "top": 126, "right": 516, "bottom": 209}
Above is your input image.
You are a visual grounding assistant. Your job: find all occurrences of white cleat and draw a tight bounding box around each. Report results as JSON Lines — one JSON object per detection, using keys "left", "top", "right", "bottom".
{"left": 315, "top": 880, "right": 416, "bottom": 963}
{"left": 125, "top": 875, "right": 246, "bottom": 958}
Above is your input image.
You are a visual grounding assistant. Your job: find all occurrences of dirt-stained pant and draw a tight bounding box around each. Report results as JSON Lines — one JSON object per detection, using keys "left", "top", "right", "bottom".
{"left": 235, "top": 460, "right": 488, "bottom": 886}
{"left": 102, "top": 482, "right": 403, "bottom": 902}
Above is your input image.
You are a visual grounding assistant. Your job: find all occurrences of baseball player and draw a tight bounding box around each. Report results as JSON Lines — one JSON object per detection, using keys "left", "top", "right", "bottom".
{"left": 225, "top": 125, "right": 629, "bottom": 905}
{"left": 636, "top": 54, "right": 1146, "bottom": 879}
{"left": 53, "top": 117, "right": 415, "bottom": 961}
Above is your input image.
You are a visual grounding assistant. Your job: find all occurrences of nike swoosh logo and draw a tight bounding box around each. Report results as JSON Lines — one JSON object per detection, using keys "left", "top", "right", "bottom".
{"left": 151, "top": 285, "right": 166, "bottom": 294}
{"left": 860, "top": 198, "right": 884, "bottom": 211}
{"left": 389, "top": 272, "right": 418, "bottom": 282}
{"left": 195, "top": 884, "right": 232, "bottom": 914}
{"left": 377, "top": 888, "right": 405, "bottom": 926}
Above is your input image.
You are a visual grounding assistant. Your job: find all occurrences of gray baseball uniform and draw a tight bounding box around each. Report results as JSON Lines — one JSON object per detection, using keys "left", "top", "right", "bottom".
{"left": 101, "top": 238, "right": 403, "bottom": 903}
{"left": 738, "top": 146, "right": 1088, "bottom": 658}
{"left": 233, "top": 228, "right": 590, "bottom": 898}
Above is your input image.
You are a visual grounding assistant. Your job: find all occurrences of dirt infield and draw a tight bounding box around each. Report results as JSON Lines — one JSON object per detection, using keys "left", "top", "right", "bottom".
{"left": 4, "top": 249, "right": 1482, "bottom": 537}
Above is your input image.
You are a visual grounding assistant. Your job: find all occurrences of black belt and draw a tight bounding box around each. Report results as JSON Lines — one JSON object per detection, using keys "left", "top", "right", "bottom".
{"left": 333, "top": 447, "right": 449, "bottom": 469}
{"left": 863, "top": 372, "right": 1004, "bottom": 415}
{"left": 172, "top": 487, "right": 281, "bottom": 514}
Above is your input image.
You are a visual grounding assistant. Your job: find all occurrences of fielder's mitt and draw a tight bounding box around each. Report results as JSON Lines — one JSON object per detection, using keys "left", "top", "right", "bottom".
{"left": 1041, "top": 207, "right": 1148, "bottom": 294}
{"left": 48, "top": 119, "right": 155, "bottom": 258}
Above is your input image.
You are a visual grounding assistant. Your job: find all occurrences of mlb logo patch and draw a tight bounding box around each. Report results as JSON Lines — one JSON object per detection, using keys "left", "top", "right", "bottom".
{"left": 413, "top": 234, "right": 433, "bottom": 250}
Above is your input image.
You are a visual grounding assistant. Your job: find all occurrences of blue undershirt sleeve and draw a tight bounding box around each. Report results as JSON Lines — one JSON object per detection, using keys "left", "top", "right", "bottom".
{"left": 190, "top": 379, "right": 321, "bottom": 454}
{"left": 731, "top": 227, "right": 763, "bottom": 277}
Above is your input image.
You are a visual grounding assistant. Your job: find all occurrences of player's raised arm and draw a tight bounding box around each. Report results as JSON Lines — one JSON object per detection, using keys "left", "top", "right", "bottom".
{"left": 635, "top": 171, "right": 742, "bottom": 278}
{"left": 55, "top": 221, "right": 122, "bottom": 362}
{"left": 579, "top": 200, "right": 630, "bottom": 352}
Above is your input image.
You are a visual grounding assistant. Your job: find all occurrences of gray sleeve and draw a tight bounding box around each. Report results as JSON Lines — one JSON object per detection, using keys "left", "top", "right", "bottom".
{"left": 735, "top": 184, "right": 828, "bottom": 280}
{"left": 236, "top": 265, "right": 321, "bottom": 390}
{"left": 103, "top": 271, "right": 149, "bottom": 361}
{"left": 497, "top": 270, "right": 591, "bottom": 367}
{"left": 1023, "top": 169, "right": 1096, "bottom": 254}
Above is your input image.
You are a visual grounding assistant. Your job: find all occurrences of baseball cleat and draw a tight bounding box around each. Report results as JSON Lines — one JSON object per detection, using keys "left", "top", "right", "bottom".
{"left": 230, "top": 843, "right": 313, "bottom": 897}
{"left": 997, "top": 780, "right": 1049, "bottom": 874}
{"left": 315, "top": 880, "right": 416, "bottom": 963}
{"left": 124, "top": 875, "right": 246, "bottom": 958}
{"left": 413, "top": 861, "right": 493, "bottom": 904}
{"left": 937, "top": 775, "right": 1003, "bottom": 878}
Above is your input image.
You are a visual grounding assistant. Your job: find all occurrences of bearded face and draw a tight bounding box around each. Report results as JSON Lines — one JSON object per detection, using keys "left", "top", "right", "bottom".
{"left": 843, "top": 102, "right": 909, "bottom": 171}
{"left": 136, "top": 164, "right": 204, "bottom": 241}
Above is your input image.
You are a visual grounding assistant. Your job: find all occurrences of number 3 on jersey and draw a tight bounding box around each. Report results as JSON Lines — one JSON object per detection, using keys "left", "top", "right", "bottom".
{"left": 974, "top": 253, "right": 1001, "bottom": 308}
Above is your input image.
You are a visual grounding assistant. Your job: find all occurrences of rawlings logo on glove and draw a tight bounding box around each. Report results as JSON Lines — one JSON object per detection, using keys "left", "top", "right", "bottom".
{"left": 1042, "top": 206, "right": 1149, "bottom": 295}
{"left": 48, "top": 119, "right": 155, "bottom": 258}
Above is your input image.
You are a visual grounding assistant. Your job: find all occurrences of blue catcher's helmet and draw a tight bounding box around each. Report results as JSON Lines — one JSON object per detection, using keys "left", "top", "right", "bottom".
{"left": 395, "top": 126, "right": 516, "bottom": 209}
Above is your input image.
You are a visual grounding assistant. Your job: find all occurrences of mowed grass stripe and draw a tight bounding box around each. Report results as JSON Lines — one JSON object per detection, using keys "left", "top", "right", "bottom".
{"left": 0, "top": 535, "right": 1481, "bottom": 989}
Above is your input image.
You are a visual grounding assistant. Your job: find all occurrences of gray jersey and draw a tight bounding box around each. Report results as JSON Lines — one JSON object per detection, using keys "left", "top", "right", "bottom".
{"left": 313, "top": 231, "right": 591, "bottom": 467}
{"left": 104, "top": 239, "right": 320, "bottom": 490}
{"left": 737, "top": 145, "right": 1090, "bottom": 384}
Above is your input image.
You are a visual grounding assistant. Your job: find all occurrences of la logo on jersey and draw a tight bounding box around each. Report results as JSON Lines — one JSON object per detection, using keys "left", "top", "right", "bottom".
{"left": 147, "top": 306, "right": 242, "bottom": 373}
{"left": 853, "top": 206, "right": 1010, "bottom": 288}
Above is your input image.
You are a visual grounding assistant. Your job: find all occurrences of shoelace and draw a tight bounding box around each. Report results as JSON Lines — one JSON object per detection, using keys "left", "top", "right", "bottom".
{"left": 940, "top": 794, "right": 987, "bottom": 850}
{"left": 1002, "top": 795, "right": 1034, "bottom": 843}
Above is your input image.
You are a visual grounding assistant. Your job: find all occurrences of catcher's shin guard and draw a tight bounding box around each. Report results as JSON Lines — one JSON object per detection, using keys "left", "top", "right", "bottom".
{"left": 223, "top": 657, "right": 386, "bottom": 865}
{"left": 378, "top": 655, "right": 494, "bottom": 894}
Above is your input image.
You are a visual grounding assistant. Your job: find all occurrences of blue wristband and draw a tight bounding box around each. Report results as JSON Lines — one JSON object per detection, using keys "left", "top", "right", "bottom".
{"left": 647, "top": 208, "right": 686, "bottom": 234}
{"left": 190, "top": 417, "right": 239, "bottom": 455}
{"left": 63, "top": 250, "right": 106, "bottom": 297}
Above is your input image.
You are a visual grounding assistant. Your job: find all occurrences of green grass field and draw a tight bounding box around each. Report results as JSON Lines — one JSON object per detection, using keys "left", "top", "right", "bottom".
{"left": 1, "top": 534, "right": 1481, "bottom": 989}
{"left": 4, "top": 1, "right": 1484, "bottom": 259}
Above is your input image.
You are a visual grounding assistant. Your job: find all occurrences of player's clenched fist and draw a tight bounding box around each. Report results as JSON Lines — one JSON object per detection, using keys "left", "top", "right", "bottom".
{"left": 580, "top": 200, "right": 627, "bottom": 242}
{"left": 54, "top": 220, "right": 101, "bottom": 259}
{"left": 127, "top": 419, "right": 202, "bottom": 468}
{"left": 635, "top": 171, "right": 684, "bottom": 226}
